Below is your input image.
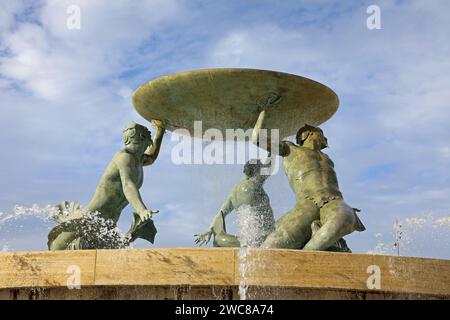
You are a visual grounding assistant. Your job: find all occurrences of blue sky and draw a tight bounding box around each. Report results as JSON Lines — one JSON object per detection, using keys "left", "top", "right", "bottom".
{"left": 0, "top": 0, "right": 449, "bottom": 258}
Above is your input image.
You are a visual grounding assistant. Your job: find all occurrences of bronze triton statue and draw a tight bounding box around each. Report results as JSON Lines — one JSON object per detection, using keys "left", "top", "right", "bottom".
{"left": 194, "top": 159, "right": 275, "bottom": 248}
{"left": 48, "top": 120, "right": 165, "bottom": 250}
{"left": 132, "top": 68, "right": 366, "bottom": 252}
{"left": 252, "top": 109, "right": 365, "bottom": 251}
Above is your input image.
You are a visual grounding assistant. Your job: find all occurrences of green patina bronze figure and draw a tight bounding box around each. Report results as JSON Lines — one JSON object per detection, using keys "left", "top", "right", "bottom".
{"left": 131, "top": 68, "right": 364, "bottom": 252}
{"left": 194, "top": 159, "right": 275, "bottom": 248}
{"left": 47, "top": 120, "right": 165, "bottom": 250}
{"left": 252, "top": 109, "right": 365, "bottom": 251}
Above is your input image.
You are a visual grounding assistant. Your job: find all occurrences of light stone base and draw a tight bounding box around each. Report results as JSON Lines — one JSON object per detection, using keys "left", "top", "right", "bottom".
{"left": 0, "top": 248, "right": 449, "bottom": 300}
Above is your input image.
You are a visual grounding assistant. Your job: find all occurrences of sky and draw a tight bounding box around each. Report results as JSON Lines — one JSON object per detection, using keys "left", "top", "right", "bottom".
{"left": 0, "top": 0, "right": 449, "bottom": 259}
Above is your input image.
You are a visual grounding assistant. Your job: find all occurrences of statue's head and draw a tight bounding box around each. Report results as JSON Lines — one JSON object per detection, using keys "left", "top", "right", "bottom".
{"left": 243, "top": 159, "right": 263, "bottom": 177}
{"left": 123, "top": 122, "right": 152, "bottom": 152}
{"left": 296, "top": 124, "right": 328, "bottom": 149}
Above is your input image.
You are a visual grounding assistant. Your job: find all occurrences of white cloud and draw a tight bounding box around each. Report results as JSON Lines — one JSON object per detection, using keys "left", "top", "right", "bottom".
{"left": 0, "top": 0, "right": 183, "bottom": 100}
{"left": 209, "top": 24, "right": 319, "bottom": 73}
{"left": 0, "top": 1, "right": 27, "bottom": 33}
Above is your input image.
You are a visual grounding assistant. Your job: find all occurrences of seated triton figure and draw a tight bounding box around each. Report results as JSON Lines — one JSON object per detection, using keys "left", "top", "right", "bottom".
{"left": 48, "top": 120, "right": 165, "bottom": 250}
{"left": 252, "top": 108, "right": 365, "bottom": 251}
{"left": 194, "top": 159, "right": 275, "bottom": 248}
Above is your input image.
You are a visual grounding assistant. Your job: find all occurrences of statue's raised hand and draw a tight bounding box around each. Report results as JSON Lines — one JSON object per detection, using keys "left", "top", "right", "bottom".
{"left": 138, "top": 209, "right": 159, "bottom": 222}
{"left": 194, "top": 230, "right": 213, "bottom": 246}
{"left": 151, "top": 119, "right": 166, "bottom": 129}
{"left": 256, "top": 92, "right": 283, "bottom": 112}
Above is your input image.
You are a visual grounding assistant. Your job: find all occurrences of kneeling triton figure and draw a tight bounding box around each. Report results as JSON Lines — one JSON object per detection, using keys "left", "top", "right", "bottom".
{"left": 252, "top": 108, "right": 365, "bottom": 251}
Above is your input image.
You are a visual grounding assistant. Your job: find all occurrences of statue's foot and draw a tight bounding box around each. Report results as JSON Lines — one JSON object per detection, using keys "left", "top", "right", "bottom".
{"left": 326, "top": 238, "right": 352, "bottom": 253}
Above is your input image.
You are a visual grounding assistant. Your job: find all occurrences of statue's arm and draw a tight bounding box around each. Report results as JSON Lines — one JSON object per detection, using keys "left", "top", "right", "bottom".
{"left": 194, "top": 195, "right": 233, "bottom": 246}
{"left": 115, "top": 153, "right": 148, "bottom": 215}
{"left": 143, "top": 121, "right": 166, "bottom": 166}
{"left": 251, "top": 110, "right": 289, "bottom": 156}
{"left": 209, "top": 196, "right": 234, "bottom": 234}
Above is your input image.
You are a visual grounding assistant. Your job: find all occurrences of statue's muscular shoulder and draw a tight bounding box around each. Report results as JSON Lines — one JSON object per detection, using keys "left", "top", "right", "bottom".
{"left": 279, "top": 140, "right": 296, "bottom": 156}
{"left": 99, "top": 150, "right": 135, "bottom": 182}
{"left": 282, "top": 143, "right": 331, "bottom": 171}
{"left": 112, "top": 149, "right": 139, "bottom": 167}
{"left": 114, "top": 149, "right": 131, "bottom": 160}
{"left": 282, "top": 141, "right": 309, "bottom": 158}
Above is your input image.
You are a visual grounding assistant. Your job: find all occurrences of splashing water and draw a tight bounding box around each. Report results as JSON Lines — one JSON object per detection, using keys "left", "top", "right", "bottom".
{"left": 236, "top": 205, "right": 275, "bottom": 248}
{"left": 368, "top": 213, "right": 450, "bottom": 258}
{"left": 238, "top": 247, "right": 250, "bottom": 300}
{"left": 368, "top": 233, "right": 390, "bottom": 255}
{"left": 55, "top": 211, "right": 130, "bottom": 249}
{"left": 0, "top": 204, "right": 131, "bottom": 251}
{"left": 0, "top": 204, "right": 60, "bottom": 225}
{"left": 235, "top": 205, "right": 275, "bottom": 300}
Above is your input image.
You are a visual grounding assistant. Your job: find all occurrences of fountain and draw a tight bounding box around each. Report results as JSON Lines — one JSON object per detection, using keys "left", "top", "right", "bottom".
{"left": 0, "top": 69, "right": 449, "bottom": 300}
